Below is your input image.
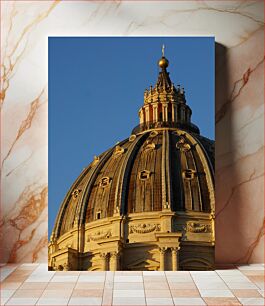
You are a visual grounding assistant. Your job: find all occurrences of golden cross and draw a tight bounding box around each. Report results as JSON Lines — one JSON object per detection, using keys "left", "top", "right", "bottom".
{"left": 162, "top": 44, "right": 165, "bottom": 57}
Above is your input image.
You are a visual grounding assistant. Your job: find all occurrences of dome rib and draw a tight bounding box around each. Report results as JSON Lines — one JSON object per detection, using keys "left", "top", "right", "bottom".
{"left": 79, "top": 141, "right": 128, "bottom": 225}
{"left": 185, "top": 133, "right": 215, "bottom": 212}
{"left": 169, "top": 132, "right": 184, "bottom": 211}
{"left": 114, "top": 133, "right": 148, "bottom": 215}
{"left": 161, "top": 130, "right": 172, "bottom": 210}
{"left": 53, "top": 164, "right": 94, "bottom": 239}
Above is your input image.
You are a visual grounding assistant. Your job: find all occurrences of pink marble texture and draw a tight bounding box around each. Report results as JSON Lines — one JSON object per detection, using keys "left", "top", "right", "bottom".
{"left": 0, "top": 1, "right": 264, "bottom": 264}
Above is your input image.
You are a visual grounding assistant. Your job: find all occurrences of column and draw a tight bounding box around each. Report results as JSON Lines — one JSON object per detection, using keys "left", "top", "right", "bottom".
{"left": 110, "top": 251, "right": 120, "bottom": 271}
{"left": 145, "top": 106, "right": 150, "bottom": 122}
{"left": 139, "top": 109, "right": 144, "bottom": 124}
{"left": 159, "top": 247, "right": 167, "bottom": 271}
{"left": 100, "top": 253, "right": 108, "bottom": 271}
{"left": 171, "top": 247, "right": 180, "bottom": 271}
{"left": 172, "top": 104, "right": 175, "bottom": 122}
{"left": 153, "top": 105, "right": 158, "bottom": 122}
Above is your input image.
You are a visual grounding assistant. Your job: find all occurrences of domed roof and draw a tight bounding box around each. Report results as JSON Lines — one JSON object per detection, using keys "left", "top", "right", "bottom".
{"left": 51, "top": 46, "right": 215, "bottom": 242}
{"left": 53, "top": 129, "right": 214, "bottom": 239}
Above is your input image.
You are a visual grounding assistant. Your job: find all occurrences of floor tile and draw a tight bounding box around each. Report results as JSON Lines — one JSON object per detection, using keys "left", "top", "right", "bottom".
{"left": 54, "top": 271, "right": 80, "bottom": 276}
{"left": 191, "top": 273, "right": 222, "bottom": 281}
{"left": 78, "top": 275, "right": 105, "bottom": 282}
{"left": 1, "top": 297, "right": 10, "bottom": 305}
{"left": 45, "top": 282, "right": 75, "bottom": 290}
{"left": 0, "top": 289, "right": 15, "bottom": 298}
{"left": 195, "top": 281, "right": 228, "bottom": 290}
{"left": 232, "top": 289, "right": 262, "bottom": 297}
{"left": 40, "top": 289, "right": 72, "bottom": 298}
{"left": 203, "top": 297, "right": 242, "bottom": 305}
{"left": 79, "top": 271, "right": 105, "bottom": 275}
{"left": 68, "top": 297, "right": 102, "bottom": 305}
{"left": 74, "top": 282, "right": 105, "bottom": 289}
{"left": 0, "top": 266, "right": 19, "bottom": 281}
{"left": 12, "top": 289, "right": 44, "bottom": 298}
{"left": 238, "top": 297, "right": 265, "bottom": 305}
{"left": 50, "top": 275, "right": 78, "bottom": 282}
{"left": 190, "top": 271, "right": 217, "bottom": 276}
{"left": 143, "top": 271, "right": 165, "bottom": 276}
{"left": 104, "top": 279, "right": 114, "bottom": 290}
{"left": 6, "top": 297, "right": 38, "bottom": 305}
{"left": 19, "top": 282, "right": 48, "bottom": 290}
{"left": 144, "top": 282, "right": 169, "bottom": 290}
{"left": 255, "top": 282, "right": 264, "bottom": 290}
{"left": 199, "top": 289, "right": 234, "bottom": 297}
{"left": 102, "top": 289, "right": 112, "bottom": 306}
{"left": 225, "top": 282, "right": 259, "bottom": 289}
{"left": 36, "top": 298, "right": 70, "bottom": 305}
{"left": 144, "top": 276, "right": 167, "bottom": 282}
{"left": 113, "top": 289, "right": 145, "bottom": 297}
{"left": 258, "top": 289, "right": 264, "bottom": 297}
{"left": 169, "top": 282, "right": 197, "bottom": 289}
{"left": 145, "top": 290, "right": 172, "bottom": 298}
{"left": 115, "top": 271, "right": 142, "bottom": 275}
{"left": 170, "top": 289, "right": 200, "bottom": 297}
{"left": 219, "top": 275, "right": 251, "bottom": 282}
{"left": 246, "top": 275, "right": 264, "bottom": 282}
{"left": 114, "top": 282, "right": 144, "bottom": 290}
{"left": 167, "top": 275, "right": 193, "bottom": 283}
{"left": 114, "top": 276, "right": 143, "bottom": 282}
{"left": 165, "top": 271, "right": 190, "bottom": 276}
{"left": 1, "top": 263, "right": 264, "bottom": 304}
{"left": 0, "top": 282, "right": 22, "bottom": 290}
{"left": 72, "top": 289, "right": 104, "bottom": 297}
{"left": 25, "top": 276, "right": 54, "bottom": 283}
{"left": 105, "top": 271, "right": 115, "bottom": 281}
{"left": 216, "top": 269, "right": 246, "bottom": 276}
{"left": 173, "top": 297, "right": 206, "bottom": 305}
{"left": 112, "top": 296, "right": 146, "bottom": 305}
{"left": 4, "top": 275, "right": 29, "bottom": 283}
{"left": 241, "top": 270, "right": 264, "bottom": 276}
{"left": 146, "top": 297, "right": 174, "bottom": 305}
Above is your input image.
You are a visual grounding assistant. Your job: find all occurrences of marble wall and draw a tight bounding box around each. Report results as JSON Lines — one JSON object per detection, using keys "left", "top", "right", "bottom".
{"left": 1, "top": 1, "right": 264, "bottom": 263}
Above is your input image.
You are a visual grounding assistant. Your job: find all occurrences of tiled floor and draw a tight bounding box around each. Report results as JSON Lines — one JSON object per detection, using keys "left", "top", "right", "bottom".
{"left": 0, "top": 264, "right": 264, "bottom": 305}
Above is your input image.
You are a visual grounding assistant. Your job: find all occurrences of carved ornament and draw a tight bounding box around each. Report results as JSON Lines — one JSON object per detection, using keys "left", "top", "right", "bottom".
{"left": 130, "top": 223, "right": 161, "bottom": 234}
{"left": 150, "top": 131, "right": 158, "bottom": 137}
{"left": 138, "top": 170, "right": 151, "bottom": 180}
{"left": 88, "top": 230, "right": 112, "bottom": 241}
{"left": 113, "top": 145, "right": 125, "bottom": 156}
{"left": 187, "top": 222, "right": 211, "bottom": 233}
{"left": 182, "top": 169, "right": 196, "bottom": 180}
{"left": 92, "top": 155, "right": 100, "bottom": 166}
{"left": 72, "top": 189, "right": 81, "bottom": 199}
{"left": 144, "top": 141, "right": 156, "bottom": 152}
{"left": 99, "top": 177, "right": 112, "bottom": 188}
{"left": 129, "top": 134, "right": 136, "bottom": 142}
{"left": 176, "top": 137, "right": 191, "bottom": 152}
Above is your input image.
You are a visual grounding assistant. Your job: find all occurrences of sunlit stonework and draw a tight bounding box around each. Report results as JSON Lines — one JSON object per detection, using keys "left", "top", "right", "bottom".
{"left": 49, "top": 48, "right": 215, "bottom": 271}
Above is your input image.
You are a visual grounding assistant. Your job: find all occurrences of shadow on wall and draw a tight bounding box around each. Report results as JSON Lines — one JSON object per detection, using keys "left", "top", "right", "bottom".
{"left": 215, "top": 42, "right": 230, "bottom": 264}
{"left": 214, "top": 42, "right": 260, "bottom": 264}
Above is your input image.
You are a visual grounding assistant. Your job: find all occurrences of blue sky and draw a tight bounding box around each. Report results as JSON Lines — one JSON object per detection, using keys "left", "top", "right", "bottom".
{"left": 48, "top": 37, "right": 214, "bottom": 236}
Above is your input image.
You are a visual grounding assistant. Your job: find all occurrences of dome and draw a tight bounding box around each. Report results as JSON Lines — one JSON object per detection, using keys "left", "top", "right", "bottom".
{"left": 54, "top": 130, "right": 214, "bottom": 236}
{"left": 49, "top": 48, "right": 215, "bottom": 272}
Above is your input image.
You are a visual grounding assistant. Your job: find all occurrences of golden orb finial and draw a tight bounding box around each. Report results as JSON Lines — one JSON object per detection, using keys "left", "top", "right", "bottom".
{"left": 158, "top": 44, "right": 169, "bottom": 69}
